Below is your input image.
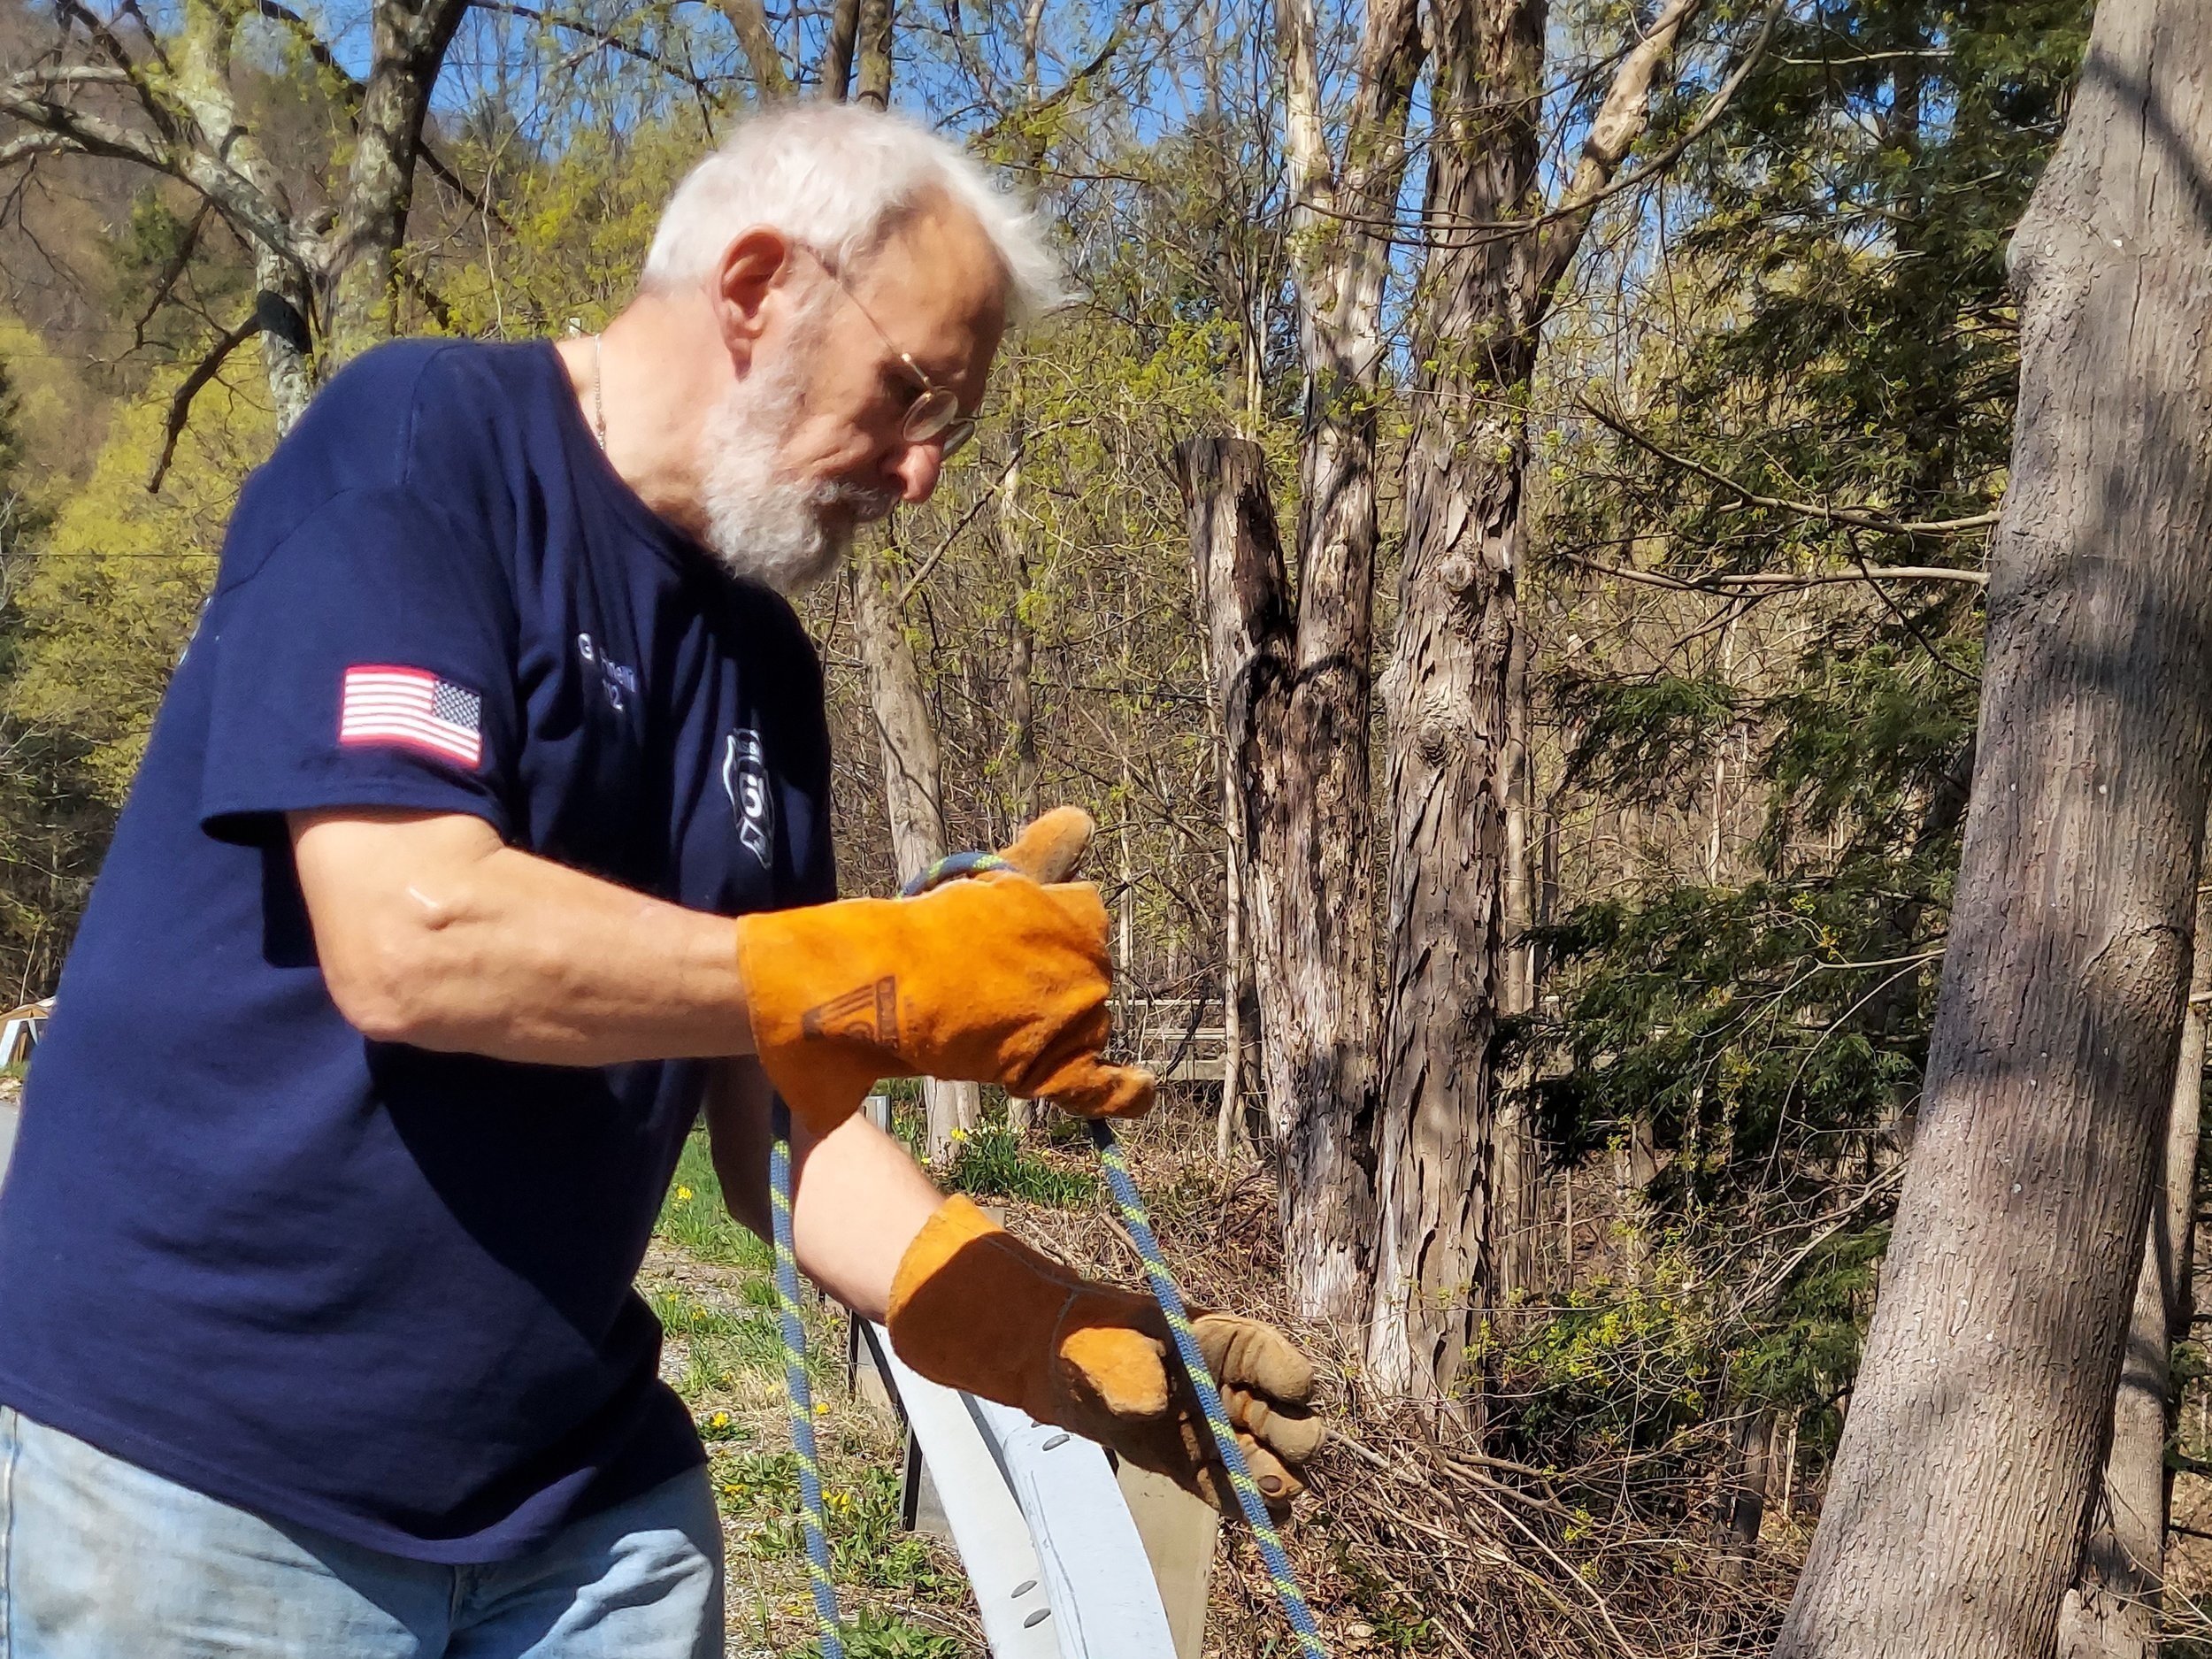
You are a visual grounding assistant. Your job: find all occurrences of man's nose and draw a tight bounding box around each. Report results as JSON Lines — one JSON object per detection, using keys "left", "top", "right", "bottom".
{"left": 890, "top": 442, "right": 943, "bottom": 504}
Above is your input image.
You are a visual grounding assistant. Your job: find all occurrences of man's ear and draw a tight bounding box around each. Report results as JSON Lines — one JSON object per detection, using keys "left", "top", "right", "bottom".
{"left": 711, "top": 226, "right": 793, "bottom": 365}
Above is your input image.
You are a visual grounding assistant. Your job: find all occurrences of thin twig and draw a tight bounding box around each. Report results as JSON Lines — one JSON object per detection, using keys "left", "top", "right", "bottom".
{"left": 1579, "top": 396, "right": 2001, "bottom": 539}
{"left": 147, "top": 313, "right": 257, "bottom": 491}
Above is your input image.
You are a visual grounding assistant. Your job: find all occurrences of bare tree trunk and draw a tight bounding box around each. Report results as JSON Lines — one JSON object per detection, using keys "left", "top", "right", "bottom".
{"left": 2058, "top": 882, "right": 2211, "bottom": 1659}
{"left": 853, "top": 0, "right": 893, "bottom": 109}
{"left": 1770, "top": 8, "right": 2212, "bottom": 1654}
{"left": 719, "top": 0, "right": 795, "bottom": 94}
{"left": 849, "top": 545, "right": 978, "bottom": 1161}
{"left": 322, "top": 0, "right": 470, "bottom": 353}
{"left": 1368, "top": 0, "right": 1701, "bottom": 1409}
{"left": 1718, "top": 1407, "right": 1776, "bottom": 1586}
{"left": 1176, "top": 433, "right": 1392, "bottom": 1317}
{"left": 995, "top": 426, "right": 1041, "bottom": 834}
{"left": 1215, "top": 815, "right": 1249, "bottom": 1163}
{"left": 810, "top": 0, "right": 979, "bottom": 1154}
{"left": 1202, "top": 0, "right": 1424, "bottom": 1324}
{"left": 819, "top": 0, "right": 860, "bottom": 96}
{"left": 254, "top": 251, "right": 317, "bottom": 436}
{"left": 1617, "top": 1119, "right": 1657, "bottom": 1279}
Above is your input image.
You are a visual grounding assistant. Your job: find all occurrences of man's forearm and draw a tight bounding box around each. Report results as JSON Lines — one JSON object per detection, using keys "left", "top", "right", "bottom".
{"left": 290, "top": 809, "right": 755, "bottom": 1065}
{"left": 705, "top": 1060, "right": 940, "bottom": 1322}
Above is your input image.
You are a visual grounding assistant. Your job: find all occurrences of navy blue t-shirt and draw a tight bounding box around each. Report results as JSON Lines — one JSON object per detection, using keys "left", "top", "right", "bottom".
{"left": 0, "top": 339, "right": 835, "bottom": 1562}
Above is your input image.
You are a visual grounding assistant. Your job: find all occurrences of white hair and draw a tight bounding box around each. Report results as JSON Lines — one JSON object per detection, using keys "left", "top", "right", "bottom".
{"left": 642, "top": 104, "right": 1066, "bottom": 324}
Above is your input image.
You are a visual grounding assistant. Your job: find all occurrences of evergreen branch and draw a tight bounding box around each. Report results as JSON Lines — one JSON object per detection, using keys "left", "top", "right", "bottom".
{"left": 147, "top": 312, "right": 257, "bottom": 492}
{"left": 1726, "top": 1170, "right": 1905, "bottom": 1320}
{"left": 1845, "top": 528, "right": 1978, "bottom": 683}
{"left": 1579, "top": 396, "right": 2002, "bottom": 540}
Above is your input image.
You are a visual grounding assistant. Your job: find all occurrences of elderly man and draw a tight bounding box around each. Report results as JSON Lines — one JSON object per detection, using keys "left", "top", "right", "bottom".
{"left": 0, "top": 104, "right": 1317, "bottom": 1658}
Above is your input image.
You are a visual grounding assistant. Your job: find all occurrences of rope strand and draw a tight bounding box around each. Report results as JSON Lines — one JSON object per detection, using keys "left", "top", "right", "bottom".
{"left": 1088, "top": 1118, "right": 1330, "bottom": 1657}
{"left": 770, "top": 1098, "right": 847, "bottom": 1659}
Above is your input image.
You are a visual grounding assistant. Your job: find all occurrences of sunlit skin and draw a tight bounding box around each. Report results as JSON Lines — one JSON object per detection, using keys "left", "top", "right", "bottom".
{"left": 285, "top": 194, "right": 1017, "bottom": 1322}
{"left": 554, "top": 189, "right": 1010, "bottom": 534}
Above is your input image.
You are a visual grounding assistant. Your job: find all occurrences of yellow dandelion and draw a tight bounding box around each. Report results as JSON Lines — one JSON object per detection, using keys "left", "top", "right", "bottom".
{"left": 673, "top": 1185, "right": 695, "bottom": 1202}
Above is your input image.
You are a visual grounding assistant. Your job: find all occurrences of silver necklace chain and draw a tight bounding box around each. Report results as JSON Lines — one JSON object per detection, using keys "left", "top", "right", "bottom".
{"left": 591, "top": 333, "right": 608, "bottom": 451}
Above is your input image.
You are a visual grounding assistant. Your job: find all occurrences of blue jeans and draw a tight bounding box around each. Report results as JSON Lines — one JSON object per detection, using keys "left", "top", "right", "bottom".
{"left": 0, "top": 1408, "right": 724, "bottom": 1658}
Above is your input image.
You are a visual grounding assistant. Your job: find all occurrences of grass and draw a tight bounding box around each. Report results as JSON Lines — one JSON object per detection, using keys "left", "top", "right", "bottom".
{"left": 941, "top": 1123, "right": 1098, "bottom": 1209}
{"left": 657, "top": 1132, "right": 775, "bottom": 1271}
{"left": 645, "top": 1126, "right": 977, "bottom": 1656}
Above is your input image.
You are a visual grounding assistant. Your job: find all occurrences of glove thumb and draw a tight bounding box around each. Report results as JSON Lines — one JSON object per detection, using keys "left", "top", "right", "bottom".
{"left": 1059, "top": 1321, "right": 1171, "bottom": 1420}
{"left": 996, "top": 807, "right": 1095, "bottom": 885}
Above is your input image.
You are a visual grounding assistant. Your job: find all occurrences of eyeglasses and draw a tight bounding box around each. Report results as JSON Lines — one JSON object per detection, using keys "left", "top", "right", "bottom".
{"left": 800, "top": 245, "right": 977, "bottom": 458}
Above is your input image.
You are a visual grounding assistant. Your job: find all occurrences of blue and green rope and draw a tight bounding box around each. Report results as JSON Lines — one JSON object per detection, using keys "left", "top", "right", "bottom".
{"left": 760, "top": 849, "right": 1326, "bottom": 1658}
{"left": 769, "top": 1098, "right": 846, "bottom": 1659}
{"left": 1087, "top": 1118, "right": 1328, "bottom": 1658}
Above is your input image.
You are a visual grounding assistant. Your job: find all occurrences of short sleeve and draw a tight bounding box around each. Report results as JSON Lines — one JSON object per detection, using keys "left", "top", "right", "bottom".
{"left": 198, "top": 488, "right": 520, "bottom": 843}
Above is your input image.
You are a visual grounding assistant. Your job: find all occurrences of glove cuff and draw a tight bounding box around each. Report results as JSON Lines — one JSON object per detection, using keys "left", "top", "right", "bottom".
{"left": 886, "top": 1195, "right": 1080, "bottom": 1417}
{"left": 733, "top": 907, "right": 906, "bottom": 1137}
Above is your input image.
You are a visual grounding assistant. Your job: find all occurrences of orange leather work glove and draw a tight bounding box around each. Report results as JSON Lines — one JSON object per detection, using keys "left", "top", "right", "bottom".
{"left": 887, "top": 1194, "right": 1324, "bottom": 1519}
{"left": 734, "top": 809, "right": 1156, "bottom": 1137}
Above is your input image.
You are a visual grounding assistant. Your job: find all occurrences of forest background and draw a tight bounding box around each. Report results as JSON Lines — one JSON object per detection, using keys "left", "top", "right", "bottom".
{"left": 0, "top": 0, "right": 2188, "bottom": 1653}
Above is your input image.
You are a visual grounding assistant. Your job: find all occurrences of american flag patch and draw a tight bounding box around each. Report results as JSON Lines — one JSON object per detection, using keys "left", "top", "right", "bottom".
{"left": 339, "top": 665, "right": 483, "bottom": 768}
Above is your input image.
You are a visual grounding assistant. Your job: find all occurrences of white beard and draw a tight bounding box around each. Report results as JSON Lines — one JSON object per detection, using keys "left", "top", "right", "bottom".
{"left": 695, "top": 358, "right": 901, "bottom": 595}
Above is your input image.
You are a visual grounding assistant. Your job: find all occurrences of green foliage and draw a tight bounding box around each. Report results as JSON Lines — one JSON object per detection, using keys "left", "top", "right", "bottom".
{"left": 1558, "top": 672, "right": 1740, "bottom": 795}
{"left": 657, "top": 1129, "right": 773, "bottom": 1271}
{"left": 803, "top": 1607, "right": 963, "bottom": 1659}
{"left": 727, "top": 1454, "right": 955, "bottom": 1604}
{"left": 1493, "top": 1268, "right": 1713, "bottom": 1455}
{"left": 941, "top": 1122, "right": 1098, "bottom": 1208}
{"left": 1517, "top": 0, "right": 2089, "bottom": 1479}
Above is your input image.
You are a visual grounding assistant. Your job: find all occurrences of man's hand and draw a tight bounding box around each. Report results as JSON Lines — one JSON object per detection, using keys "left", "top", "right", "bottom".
{"left": 735, "top": 808, "right": 1155, "bottom": 1136}
{"left": 887, "top": 1195, "right": 1323, "bottom": 1519}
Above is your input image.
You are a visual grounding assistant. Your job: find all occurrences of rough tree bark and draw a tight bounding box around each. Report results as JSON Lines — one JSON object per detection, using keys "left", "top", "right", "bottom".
{"left": 1717, "top": 1407, "right": 1776, "bottom": 1586}
{"left": 1367, "top": 0, "right": 1703, "bottom": 1408}
{"left": 848, "top": 546, "right": 979, "bottom": 1162}
{"left": 2058, "top": 878, "right": 2211, "bottom": 1659}
{"left": 1770, "top": 5, "right": 2212, "bottom": 1654}
{"left": 995, "top": 422, "right": 1041, "bottom": 1138}
{"left": 1189, "top": 0, "right": 1423, "bottom": 1323}
{"left": 1174, "top": 433, "right": 1305, "bottom": 1166}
